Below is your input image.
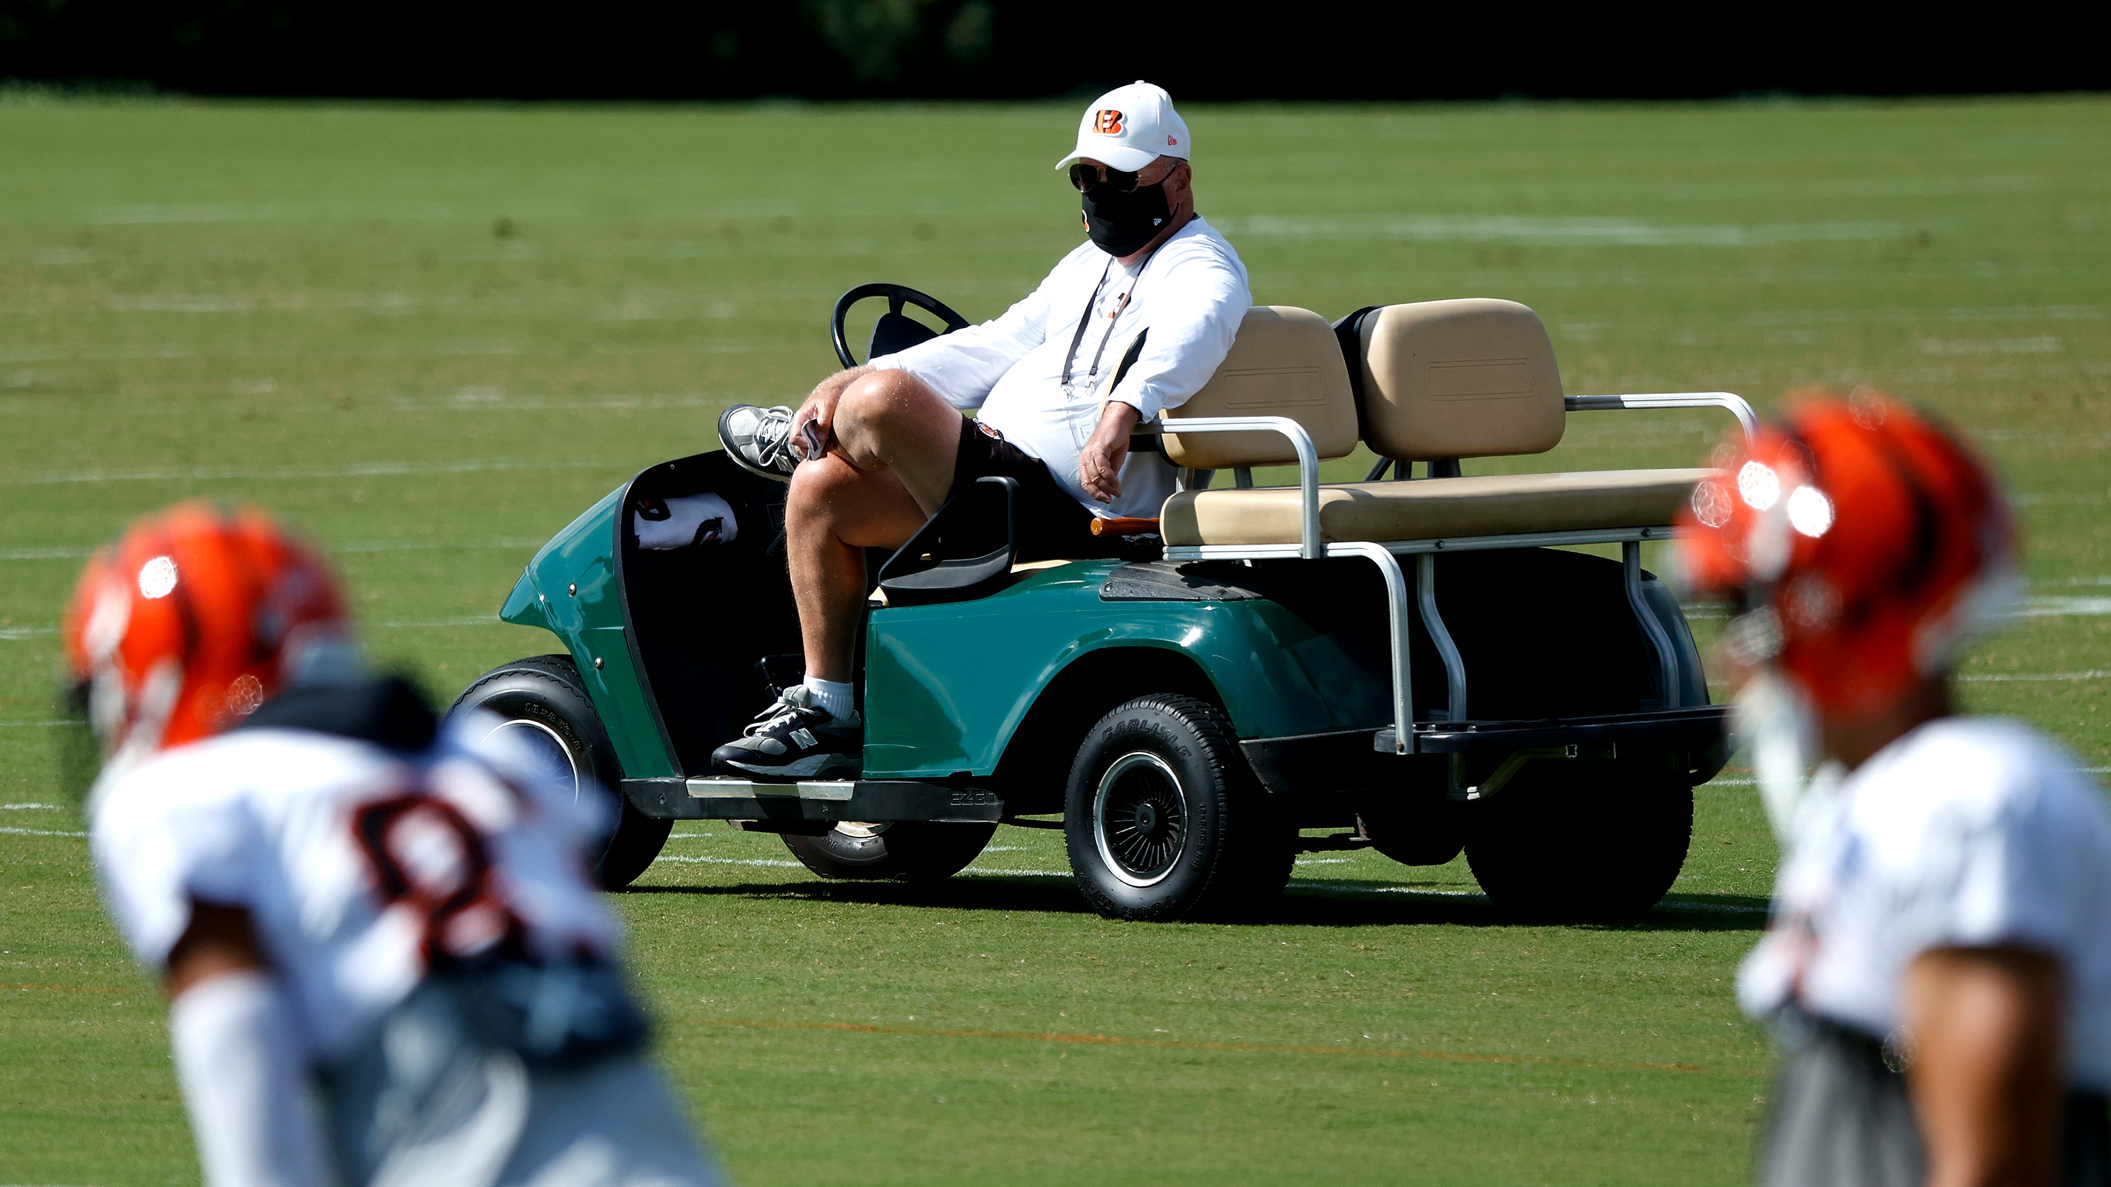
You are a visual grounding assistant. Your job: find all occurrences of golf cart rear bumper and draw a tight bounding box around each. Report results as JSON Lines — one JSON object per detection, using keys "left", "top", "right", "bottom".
{"left": 622, "top": 777, "right": 1004, "bottom": 824}
{"left": 1240, "top": 705, "right": 1730, "bottom": 794}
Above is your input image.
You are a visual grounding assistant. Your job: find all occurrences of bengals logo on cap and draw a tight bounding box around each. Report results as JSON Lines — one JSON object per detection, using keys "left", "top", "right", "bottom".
{"left": 1093, "top": 110, "right": 1124, "bottom": 135}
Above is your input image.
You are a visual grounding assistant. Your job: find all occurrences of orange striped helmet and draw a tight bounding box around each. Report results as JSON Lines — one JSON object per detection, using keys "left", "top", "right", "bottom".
{"left": 63, "top": 503, "right": 350, "bottom": 758}
{"left": 1676, "top": 393, "right": 2018, "bottom": 717}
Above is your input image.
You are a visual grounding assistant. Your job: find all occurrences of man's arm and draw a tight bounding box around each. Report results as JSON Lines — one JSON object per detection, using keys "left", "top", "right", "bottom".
{"left": 1079, "top": 401, "right": 1140, "bottom": 503}
{"left": 1904, "top": 944, "right": 2065, "bottom": 1187}
{"left": 165, "top": 900, "right": 328, "bottom": 1187}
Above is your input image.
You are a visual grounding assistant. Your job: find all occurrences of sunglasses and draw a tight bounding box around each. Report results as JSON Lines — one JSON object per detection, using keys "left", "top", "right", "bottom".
{"left": 1067, "top": 162, "right": 1151, "bottom": 193}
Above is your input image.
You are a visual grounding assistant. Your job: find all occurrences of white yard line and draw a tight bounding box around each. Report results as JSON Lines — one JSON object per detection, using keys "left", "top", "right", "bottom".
{"left": 1960, "top": 670, "right": 2109, "bottom": 682}
{"left": 1217, "top": 214, "right": 1903, "bottom": 247}
{"left": 1, "top": 804, "right": 65, "bottom": 811}
{"left": 0, "top": 721, "right": 85, "bottom": 729}
{"left": 1290, "top": 881, "right": 1485, "bottom": 900}
{"left": 1655, "top": 900, "right": 1770, "bottom": 916}
{"left": 652, "top": 854, "right": 806, "bottom": 869}
{"left": 1, "top": 826, "right": 87, "bottom": 839}
{"left": 644, "top": 852, "right": 1768, "bottom": 914}
{"left": 2023, "top": 598, "right": 2111, "bottom": 617}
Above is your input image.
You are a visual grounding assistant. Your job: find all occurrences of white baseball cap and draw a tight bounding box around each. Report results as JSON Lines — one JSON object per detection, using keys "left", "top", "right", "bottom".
{"left": 1054, "top": 81, "right": 1190, "bottom": 174}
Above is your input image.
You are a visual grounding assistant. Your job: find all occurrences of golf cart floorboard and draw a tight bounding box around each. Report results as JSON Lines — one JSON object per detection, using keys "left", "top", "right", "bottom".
{"left": 1386, "top": 703, "right": 1728, "bottom": 754}
{"left": 620, "top": 776, "right": 1005, "bottom": 824}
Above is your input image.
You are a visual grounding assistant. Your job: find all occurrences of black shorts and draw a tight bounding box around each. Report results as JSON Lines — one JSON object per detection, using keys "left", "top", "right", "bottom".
{"left": 950, "top": 418, "right": 1118, "bottom": 563}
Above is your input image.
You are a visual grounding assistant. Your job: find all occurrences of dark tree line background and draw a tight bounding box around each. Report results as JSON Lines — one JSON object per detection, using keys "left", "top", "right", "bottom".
{"left": 1, "top": 0, "right": 2100, "bottom": 100}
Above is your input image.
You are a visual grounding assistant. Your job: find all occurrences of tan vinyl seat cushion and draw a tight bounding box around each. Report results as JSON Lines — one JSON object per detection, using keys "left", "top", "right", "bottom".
{"left": 1160, "top": 306, "right": 1359, "bottom": 470}
{"left": 1160, "top": 469, "right": 1717, "bottom": 547}
{"left": 1359, "top": 298, "right": 1567, "bottom": 461}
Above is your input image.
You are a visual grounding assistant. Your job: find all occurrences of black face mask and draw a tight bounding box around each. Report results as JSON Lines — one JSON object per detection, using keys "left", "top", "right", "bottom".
{"left": 1081, "top": 177, "right": 1174, "bottom": 257}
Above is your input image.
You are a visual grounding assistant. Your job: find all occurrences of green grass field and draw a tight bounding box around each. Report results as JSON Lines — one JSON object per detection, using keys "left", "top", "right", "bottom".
{"left": 3, "top": 94, "right": 2108, "bottom": 1186}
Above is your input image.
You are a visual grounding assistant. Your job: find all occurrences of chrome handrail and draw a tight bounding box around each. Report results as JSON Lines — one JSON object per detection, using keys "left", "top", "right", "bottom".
{"left": 1140, "top": 415, "right": 1323, "bottom": 558}
{"left": 1564, "top": 391, "right": 1759, "bottom": 443}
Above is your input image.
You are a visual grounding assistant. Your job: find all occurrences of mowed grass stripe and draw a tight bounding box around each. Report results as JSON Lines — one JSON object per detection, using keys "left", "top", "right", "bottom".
{"left": 684, "top": 1015, "right": 1762, "bottom": 1077}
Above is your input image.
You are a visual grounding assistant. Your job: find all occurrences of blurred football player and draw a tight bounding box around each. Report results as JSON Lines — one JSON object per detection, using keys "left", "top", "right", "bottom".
{"left": 65, "top": 502, "right": 720, "bottom": 1187}
{"left": 1679, "top": 394, "right": 2111, "bottom": 1187}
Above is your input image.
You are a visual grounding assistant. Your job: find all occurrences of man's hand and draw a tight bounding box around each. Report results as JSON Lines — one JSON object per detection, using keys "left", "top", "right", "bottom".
{"left": 792, "top": 365, "right": 871, "bottom": 460}
{"left": 1080, "top": 401, "right": 1141, "bottom": 503}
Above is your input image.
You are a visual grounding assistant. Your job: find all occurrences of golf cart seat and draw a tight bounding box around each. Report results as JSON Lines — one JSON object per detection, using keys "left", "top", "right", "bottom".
{"left": 1155, "top": 299, "right": 1715, "bottom": 548}
{"left": 1160, "top": 468, "right": 1710, "bottom": 547}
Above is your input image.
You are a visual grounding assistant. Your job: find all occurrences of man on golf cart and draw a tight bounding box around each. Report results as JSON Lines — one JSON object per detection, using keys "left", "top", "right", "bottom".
{"left": 711, "top": 81, "right": 1252, "bottom": 780}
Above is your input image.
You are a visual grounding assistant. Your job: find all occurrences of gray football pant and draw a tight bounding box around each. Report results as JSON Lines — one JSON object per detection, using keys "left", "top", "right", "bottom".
{"left": 1760, "top": 1015, "right": 2109, "bottom": 1187}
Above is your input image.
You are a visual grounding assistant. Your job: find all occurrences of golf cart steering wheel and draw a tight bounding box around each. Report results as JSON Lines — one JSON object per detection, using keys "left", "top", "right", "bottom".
{"left": 832, "top": 283, "right": 971, "bottom": 369}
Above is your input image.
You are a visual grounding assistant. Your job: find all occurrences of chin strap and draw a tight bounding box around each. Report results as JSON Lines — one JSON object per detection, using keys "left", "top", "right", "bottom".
{"left": 169, "top": 970, "right": 328, "bottom": 1187}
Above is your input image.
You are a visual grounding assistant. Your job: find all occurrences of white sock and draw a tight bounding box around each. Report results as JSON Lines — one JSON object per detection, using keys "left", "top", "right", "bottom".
{"left": 801, "top": 677, "right": 855, "bottom": 722}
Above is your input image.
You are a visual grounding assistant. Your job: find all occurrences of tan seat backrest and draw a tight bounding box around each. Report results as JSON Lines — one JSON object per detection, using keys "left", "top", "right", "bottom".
{"left": 1359, "top": 299, "right": 1565, "bottom": 461}
{"left": 1161, "top": 306, "right": 1359, "bottom": 470}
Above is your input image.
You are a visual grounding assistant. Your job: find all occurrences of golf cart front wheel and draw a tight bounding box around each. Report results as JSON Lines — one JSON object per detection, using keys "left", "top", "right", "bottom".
{"left": 1064, "top": 695, "right": 1291, "bottom": 921}
{"left": 451, "top": 655, "right": 672, "bottom": 890}
{"left": 781, "top": 821, "right": 996, "bottom": 882}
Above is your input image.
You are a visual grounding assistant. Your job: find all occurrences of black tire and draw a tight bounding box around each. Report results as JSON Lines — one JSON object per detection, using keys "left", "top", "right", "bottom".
{"left": 1063, "top": 694, "right": 1292, "bottom": 921}
{"left": 1463, "top": 754, "right": 1694, "bottom": 920}
{"left": 781, "top": 821, "right": 996, "bottom": 882}
{"left": 451, "top": 655, "right": 672, "bottom": 890}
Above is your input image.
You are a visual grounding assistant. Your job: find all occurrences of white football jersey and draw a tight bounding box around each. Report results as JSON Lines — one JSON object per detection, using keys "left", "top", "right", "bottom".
{"left": 1739, "top": 717, "right": 2111, "bottom": 1089}
{"left": 90, "top": 711, "right": 623, "bottom": 1061}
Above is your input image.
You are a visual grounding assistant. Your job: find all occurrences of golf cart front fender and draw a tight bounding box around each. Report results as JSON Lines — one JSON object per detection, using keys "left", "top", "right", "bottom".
{"left": 497, "top": 485, "right": 678, "bottom": 780}
{"left": 861, "top": 562, "right": 1388, "bottom": 779}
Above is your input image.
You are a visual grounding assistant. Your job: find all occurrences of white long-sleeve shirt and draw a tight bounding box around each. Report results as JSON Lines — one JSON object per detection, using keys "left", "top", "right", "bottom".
{"left": 871, "top": 216, "right": 1251, "bottom": 521}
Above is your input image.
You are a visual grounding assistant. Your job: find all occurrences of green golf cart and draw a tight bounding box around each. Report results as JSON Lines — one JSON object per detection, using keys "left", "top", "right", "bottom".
{"left": 454, "top": 286, "right": 1750, "bottom": 921}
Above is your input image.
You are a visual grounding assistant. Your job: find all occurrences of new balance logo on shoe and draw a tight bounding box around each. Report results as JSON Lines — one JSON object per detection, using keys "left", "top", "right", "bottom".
{"left": 710, "top": 687, "right": 862, "bottom": 781}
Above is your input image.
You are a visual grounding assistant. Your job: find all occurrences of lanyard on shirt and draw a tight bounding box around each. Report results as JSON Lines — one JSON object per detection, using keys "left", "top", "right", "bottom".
{"left": 1060, "top": 246, "right": 1162, "bottom": 396}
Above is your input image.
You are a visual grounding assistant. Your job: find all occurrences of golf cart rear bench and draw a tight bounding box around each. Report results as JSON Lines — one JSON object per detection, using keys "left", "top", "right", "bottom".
{"left": 458, "top": 289, "right": 1750, "bottom": 920}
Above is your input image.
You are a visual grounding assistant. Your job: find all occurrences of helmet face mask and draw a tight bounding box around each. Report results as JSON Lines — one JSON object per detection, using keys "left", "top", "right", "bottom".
{"left": 63, "top": 503, "right": 352, "bottom": 767}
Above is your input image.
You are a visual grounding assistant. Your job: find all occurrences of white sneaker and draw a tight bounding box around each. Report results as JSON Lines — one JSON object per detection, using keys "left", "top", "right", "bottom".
{"left": 718, "top": 405, "right": 800, "bottom": 482}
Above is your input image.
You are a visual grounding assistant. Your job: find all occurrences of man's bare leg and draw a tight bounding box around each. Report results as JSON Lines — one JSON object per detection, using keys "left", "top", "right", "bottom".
{"left": 787, "top": 369, "right": 964, "bottom": 684}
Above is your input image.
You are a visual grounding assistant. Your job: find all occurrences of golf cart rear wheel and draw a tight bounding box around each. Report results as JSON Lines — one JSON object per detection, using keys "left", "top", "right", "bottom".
{"left": 1463, "top": 754, "right": 1693, "bottom": 920}
{"left": 781, "top": 821, "right": 996, "bottom": 882}
{"left": 1064, "top": 694, "right": 1292, "bottom": 922}
{"left": 451, "top": 655, "right": 672, "bottom": 890}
